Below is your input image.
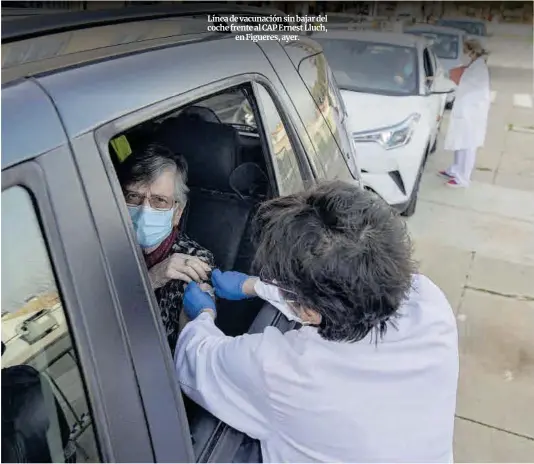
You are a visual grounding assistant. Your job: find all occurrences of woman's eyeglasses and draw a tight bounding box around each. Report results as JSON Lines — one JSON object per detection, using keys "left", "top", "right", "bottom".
{"left": 125, "top": 191, "right": 174, "bottom": 211}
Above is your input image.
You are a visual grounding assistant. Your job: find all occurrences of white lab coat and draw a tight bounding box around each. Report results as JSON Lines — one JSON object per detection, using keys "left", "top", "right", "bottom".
{"left": 444, "top": 57, "right": 491, "bottom": 151}
{"left": 175, "top": 274, "right": 459, "bottom": 463}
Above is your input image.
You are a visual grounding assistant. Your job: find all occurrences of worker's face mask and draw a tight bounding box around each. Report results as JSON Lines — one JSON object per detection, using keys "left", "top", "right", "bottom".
{"left": 271, "top": 287, "right": 317, "bottom": 326}
{"left": 279, "top": 305, "right": 318, "bottom": 326}
{"left": 128, "top": 205, "right": 174, "bottom": 249}
{"left": 258, "top": 280, "right": 303, "bottom": 324}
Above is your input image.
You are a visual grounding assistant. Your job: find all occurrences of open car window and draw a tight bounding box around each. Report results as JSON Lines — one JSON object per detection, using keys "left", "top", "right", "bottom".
{"left": 197, "top": 89, "right": 257, "bottom": 131}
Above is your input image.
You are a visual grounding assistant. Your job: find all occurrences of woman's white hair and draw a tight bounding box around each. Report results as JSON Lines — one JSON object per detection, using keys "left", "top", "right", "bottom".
{"left": 117, "top": 143, "right": 189, "bottom": 207}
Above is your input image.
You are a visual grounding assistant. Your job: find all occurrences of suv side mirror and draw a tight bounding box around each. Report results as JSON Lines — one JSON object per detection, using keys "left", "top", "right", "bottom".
{"left": 432, "top": 77, "right": 456, "bottom": 94}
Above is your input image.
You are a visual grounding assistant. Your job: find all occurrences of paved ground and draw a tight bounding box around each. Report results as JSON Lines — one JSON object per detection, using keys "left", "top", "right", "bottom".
{"left": 407, "top": 50, "right": 534, "bottom": 461}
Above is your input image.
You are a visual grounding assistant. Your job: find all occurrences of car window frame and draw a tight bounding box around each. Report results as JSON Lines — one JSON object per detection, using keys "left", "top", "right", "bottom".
{"left": 291, "top": 50, "right": 359, "bottom": 181}
{"left": 1, "top": 151, "right": 156, "bottom": 463}
{"left": 92, "top": 73, "right": 314, "bottom": 462}
{"left": 252, "top": 81, "right": 309, "bottom": 195}
{"left": 422, "top": 47, "right": 435, "bottom": 94}
{"left": 429, "top": 49, "right": 440, "bottom": 75}
{"left": 423, "top": 47, "right": 435, "bottom": 78}
{"left": 95, "top": 73, "right": 314, "bottom": 195}
{"left": 322, "top": 62, "right": 360, "bottom": 178}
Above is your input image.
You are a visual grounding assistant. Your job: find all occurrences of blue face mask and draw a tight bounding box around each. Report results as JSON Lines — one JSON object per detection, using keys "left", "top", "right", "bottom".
{"left": 128, "top": 205, "right": 174, "bottom": 249}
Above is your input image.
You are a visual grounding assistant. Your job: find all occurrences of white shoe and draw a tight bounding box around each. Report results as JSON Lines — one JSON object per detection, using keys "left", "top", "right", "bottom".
{"left": 438, "top": 170, "right": 454, "bottom": 180}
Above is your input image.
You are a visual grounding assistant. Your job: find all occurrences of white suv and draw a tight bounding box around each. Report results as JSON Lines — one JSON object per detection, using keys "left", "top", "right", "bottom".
{"left": 312, "top": 30, "right": 455, "bottom": 216}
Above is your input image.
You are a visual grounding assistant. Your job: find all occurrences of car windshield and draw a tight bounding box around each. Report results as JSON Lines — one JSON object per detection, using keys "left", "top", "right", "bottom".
{"left": 409, "top": 31, "right": 460, "bottom": 59}
{"left": 316, "top": 39, "right": 418, "bottom": 96}
{"left": 438, "top": 20, "right": 485, "bottom": 36}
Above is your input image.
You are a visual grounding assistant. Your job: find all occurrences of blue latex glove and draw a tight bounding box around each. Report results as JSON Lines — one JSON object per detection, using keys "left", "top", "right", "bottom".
{"left": 211, "top": 269, "right": 253, "bottom": 300}
{"left": 183, "top": 282, "right": 216, "bottom": 320}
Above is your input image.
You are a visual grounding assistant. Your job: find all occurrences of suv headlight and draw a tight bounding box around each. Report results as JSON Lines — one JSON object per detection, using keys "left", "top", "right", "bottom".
{"left": 352, "top": 113, "right": 421, "bottom": 150}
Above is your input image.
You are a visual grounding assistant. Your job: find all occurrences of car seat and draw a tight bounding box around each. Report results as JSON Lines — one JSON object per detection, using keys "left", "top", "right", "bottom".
{"left": 154, "top": 116, "right": 268, "bottom": 336}
{"left": 1, "top": 364, "right": 76, "bottom": 463}
{"left": 180, "top": 105, "right": 222, "bottom": 124}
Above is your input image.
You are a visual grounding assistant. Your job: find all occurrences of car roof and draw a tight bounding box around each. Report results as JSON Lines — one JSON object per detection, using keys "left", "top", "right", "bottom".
{"left": 405, "top": 24, "right": 466, "bottom": 35}
{"left": 1, "top": 5, "right": 290, "bottom": 85}
{"left": 438, "top": 17, "right": 486, "bottom": 24}
{"left": 1, "top": 17, "right": 222, "bottom": 84}
{"left": 1, "top": 7, "right": 72, "bottom": 19}
{"left": 1, "top": 3, "right": 286, "bottom": 42}
{"left": 2, "top": 35, "right": 273, "bottom": 169}
{"left": 312, "top": 29, "right": 425, "bottom": 48}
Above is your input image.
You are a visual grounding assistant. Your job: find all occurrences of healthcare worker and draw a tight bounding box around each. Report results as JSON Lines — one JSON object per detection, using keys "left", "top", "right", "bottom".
{"left": 177, "top": 181, "right": 459, "bottom": 463}
{"left": 440, "top": 38, "right": 490, "bottom": 188}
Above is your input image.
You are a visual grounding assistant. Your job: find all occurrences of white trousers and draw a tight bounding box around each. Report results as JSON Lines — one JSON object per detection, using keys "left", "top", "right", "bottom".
{"left": 447, "top": 148, "right": 477, "bottom": 186}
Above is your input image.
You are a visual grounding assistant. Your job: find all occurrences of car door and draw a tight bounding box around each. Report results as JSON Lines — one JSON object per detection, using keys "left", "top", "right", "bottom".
{"left": 35, "top": 34, "right": 318, "bottom": 462}
{"left": 422, "top": 47, "right": 443, "bottom": 141}
{"left": 2, "top": 80, "right": 168, "bottom": 463}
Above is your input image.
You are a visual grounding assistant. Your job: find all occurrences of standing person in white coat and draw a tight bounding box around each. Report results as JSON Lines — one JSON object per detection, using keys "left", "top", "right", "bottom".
{"left": 440, "top": 39, "right": 491, "bottom": 188}
{"left": 177, "top": 181, "right": 459, "bottom": 463}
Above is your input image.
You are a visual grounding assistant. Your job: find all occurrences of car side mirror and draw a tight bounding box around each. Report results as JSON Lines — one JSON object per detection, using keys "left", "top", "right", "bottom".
{"left": 432, "top": 77, "right": 456, "bottom": 94}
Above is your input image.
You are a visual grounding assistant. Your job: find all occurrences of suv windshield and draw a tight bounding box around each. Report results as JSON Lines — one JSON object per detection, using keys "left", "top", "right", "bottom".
{"left": 438, "top": 20, "right": 486, "bottom": 36}
{"left": 316, "top": 39, "right": 418, "bottom": 96}
{"left": 409, "top": 31, "right": 460, "bottom": 59}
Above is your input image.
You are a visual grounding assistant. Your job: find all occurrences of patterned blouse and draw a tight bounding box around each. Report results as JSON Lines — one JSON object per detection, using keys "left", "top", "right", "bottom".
{"left": 146, "top": 229, "right": 215, "bottom": 356}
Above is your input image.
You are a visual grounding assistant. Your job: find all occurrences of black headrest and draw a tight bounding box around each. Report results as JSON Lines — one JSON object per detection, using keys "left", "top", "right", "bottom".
{"left": 181, "top": 105, "right": 222, "bottom": 124}
{"left": 229, "top": 162, "right": 269, "bottom": 199}
{"left": 155, "top": 116, "right": 241, "bottom": 193}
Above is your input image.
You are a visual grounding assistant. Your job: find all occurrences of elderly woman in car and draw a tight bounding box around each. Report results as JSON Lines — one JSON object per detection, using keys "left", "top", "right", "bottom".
{"left": 117, "top": 143, "right": 215, "bottom": 355}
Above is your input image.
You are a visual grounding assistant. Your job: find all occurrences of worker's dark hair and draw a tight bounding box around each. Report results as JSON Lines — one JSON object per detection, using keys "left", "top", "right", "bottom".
{"left": 252, "top": 181, "right": 416, "bottom": 343}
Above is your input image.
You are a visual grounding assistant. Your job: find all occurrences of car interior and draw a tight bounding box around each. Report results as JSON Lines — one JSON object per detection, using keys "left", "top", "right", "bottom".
{"left": 110, "top": 84, "right": 277, "bottom": 335}
{"left": 155, "top": 114, "right": 270, "bottom": 336}
{"left": 108, "top": 84, "right": 280, "bottom": 433}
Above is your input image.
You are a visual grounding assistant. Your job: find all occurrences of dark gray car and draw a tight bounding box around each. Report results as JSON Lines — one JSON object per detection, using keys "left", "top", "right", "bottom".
{"left": 1, "top": 5, "right": 360, "bottom": 463}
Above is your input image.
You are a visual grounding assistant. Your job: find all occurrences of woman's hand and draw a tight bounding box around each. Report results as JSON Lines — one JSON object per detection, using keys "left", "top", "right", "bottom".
{"left": 199, "top": 282, "right": 215, "bottom": 296}
{"left": 183, "top": 282, "right": 216, "bottom": 320}
{"left": 149, "top": 253, "right": 211, "bottom": 289}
